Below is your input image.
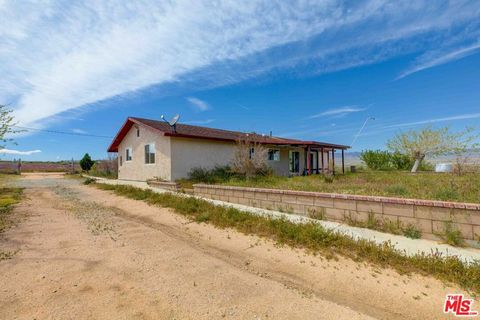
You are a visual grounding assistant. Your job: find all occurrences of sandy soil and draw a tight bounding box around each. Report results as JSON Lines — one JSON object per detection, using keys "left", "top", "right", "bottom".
{"left": 0, "top": 173, "right": 467, "bottom": 319}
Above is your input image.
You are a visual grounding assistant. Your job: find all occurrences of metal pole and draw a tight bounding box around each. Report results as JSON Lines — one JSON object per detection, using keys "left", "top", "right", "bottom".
{"left": 351, "top": 116, "right": 375, "bottom": 147}
{"left": 342, "top": 149, "right": 345, "bottom": 174}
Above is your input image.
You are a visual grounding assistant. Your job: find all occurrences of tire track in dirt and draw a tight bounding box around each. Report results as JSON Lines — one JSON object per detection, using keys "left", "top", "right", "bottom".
{"left": 1, "top": 174, "right": 463, "bottom": 319}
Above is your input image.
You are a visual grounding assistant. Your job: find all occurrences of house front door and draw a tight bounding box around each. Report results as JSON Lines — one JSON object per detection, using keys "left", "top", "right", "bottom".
{"left": 289, "top": 151, "right": 300, "bottom": 174}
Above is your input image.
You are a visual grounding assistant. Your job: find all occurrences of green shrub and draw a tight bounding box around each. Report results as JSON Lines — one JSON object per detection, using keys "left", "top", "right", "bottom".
{"left": 323, "top": 174, "right": 334, "bottom": 183}
{"left": 390, "top": 152, "right": 413, "bottom": 170}
{"left": 385, "top": 184, "right": 408, "bottom": 196}
{"left": 360, "top": 150, "right": 393, "bottom": 170}
{"left": 83, "top": 178, "right": 96, "bottom": 185}
{"left": 441, "top": 222, "right": 464, "bottom": 247}
{"left": 360, "top": 150, "right": 429, "bottom": 171}
{"left": 188, "top": 166, "right": 235, "bottom": 184}
{"left": 79, "top": 153, "right": 95, "bottom": 171}
{"left": 403, "top": 224, "right": 422, "bottom": 239}
{"left": 434, "top": 188, "right": 459, "bottom": 201}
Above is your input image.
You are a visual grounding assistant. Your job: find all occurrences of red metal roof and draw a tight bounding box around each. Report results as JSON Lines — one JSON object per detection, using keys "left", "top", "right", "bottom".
{"left": 107, "top": 117, "right": 350, "bottom": 152}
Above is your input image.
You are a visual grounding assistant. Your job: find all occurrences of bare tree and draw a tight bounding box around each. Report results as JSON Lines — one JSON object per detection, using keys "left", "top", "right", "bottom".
{"left": 231, "top": 135, "right": 269, "bottom": 179}
{"left": 387, "top": 126, "right": 479, "bottom": 173}
{"left": 91, "top": 153, "right": 118, "bottom": 178}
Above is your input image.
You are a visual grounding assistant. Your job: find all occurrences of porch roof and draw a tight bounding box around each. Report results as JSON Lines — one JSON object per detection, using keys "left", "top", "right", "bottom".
{"left": 108, "top": 117, "right": 350, "bottom": 152}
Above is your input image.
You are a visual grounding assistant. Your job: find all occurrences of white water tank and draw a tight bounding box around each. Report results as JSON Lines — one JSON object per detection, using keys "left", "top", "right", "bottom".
{"left": 435, "top": 163, "right": 453, "bottom": 173}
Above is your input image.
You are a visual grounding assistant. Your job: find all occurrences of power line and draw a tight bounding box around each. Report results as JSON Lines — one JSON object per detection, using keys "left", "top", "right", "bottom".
{"left": 12, "top": 125, "right": 113, "bottom": 139}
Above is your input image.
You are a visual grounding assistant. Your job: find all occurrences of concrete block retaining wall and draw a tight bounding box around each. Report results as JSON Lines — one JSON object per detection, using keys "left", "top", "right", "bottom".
{"left": 193, "top": 184, "right": 480, "bottom": 244}
{"left": 147, "top": 180, "right": 180, "bottom": 191}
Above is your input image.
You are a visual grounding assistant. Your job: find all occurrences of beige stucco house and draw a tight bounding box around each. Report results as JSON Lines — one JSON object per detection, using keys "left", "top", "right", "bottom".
{"left": 108, "top": 117, "right": 349, "bottom": 181}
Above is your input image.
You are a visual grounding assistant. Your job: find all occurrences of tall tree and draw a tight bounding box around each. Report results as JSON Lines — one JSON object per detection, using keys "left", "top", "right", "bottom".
{"left": 0, "top": 105, "right": 16, "bottom": 148}
{"left": 387, "top": 126, "right": 479, "bottom": 173}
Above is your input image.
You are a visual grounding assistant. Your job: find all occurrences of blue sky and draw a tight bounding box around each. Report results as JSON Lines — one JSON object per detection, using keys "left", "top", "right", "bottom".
{"left": 1, "top": 1, "right": 480, "bottom": 160}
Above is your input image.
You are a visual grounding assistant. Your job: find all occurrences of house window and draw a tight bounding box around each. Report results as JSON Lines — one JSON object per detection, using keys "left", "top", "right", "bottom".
{"left": 119, "top": 155, "right": 123, "bottom": 166}
{"left": 125, "top": 147, "right": 132, "bottom": 161}
{"left": 268, "top": 149, "right": 280, "bottom": 161}
{"left": 136, "top": 128, "right": 140, "bottom": 137}
{"left": 145, "top": 143, "right": 155, "bottom": 164}
{"left": 249, "top": 147, "right": 254, "bottom": 159}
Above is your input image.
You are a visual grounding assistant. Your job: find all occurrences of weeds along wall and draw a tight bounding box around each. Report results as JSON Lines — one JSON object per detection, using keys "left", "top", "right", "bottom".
{"left": 193, "top": 184, "right": 480, "bottom": 246}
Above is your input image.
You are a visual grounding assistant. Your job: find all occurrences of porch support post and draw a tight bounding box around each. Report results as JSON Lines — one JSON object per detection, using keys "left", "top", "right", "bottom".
{"left": 332, "top": 148, "right": 335, "bottom": 175}
{"left": 321, "top": 147, "right": 324, "bottom": 174}
{"left": 307, "top": 145, "right": 311, "bottom": 175}
{"left": 316, "top": 150, "right": 319, "bottom": 174}
{"left": 326, "top": 150, "right": 330, "bottom": 173}
{"left": 341, "top": 149, "right": 345, "bottom": 174}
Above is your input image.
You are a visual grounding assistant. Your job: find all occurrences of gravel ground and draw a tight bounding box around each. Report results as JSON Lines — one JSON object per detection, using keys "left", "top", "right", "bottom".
{"left": 0, "top": 173, "right": 468, "bottom": 319}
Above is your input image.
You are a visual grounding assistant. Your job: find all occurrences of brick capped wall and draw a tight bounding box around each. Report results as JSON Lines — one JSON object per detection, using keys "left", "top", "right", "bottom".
{"left": 147, "top": 180, "right": 180, "bottom": 191}
{"left": 193, "top": 184, "right": 480, "bottom": 245}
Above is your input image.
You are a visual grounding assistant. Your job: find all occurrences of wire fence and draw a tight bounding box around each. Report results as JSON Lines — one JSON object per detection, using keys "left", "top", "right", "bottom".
{"left": 0, "top": 159, "right": 80, "bottom": 174}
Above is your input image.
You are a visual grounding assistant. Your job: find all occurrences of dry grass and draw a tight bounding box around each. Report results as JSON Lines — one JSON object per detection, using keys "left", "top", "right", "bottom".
{"left": 94, "top": 182, "right": 480, "bottom": 295}
{"left": 53, "top": 186, "right": 117, "bottom": 238}
{"left": 215, "top": 171, "right": 480, "bottom": 203}
{"left": 0, "top": 186, "right": 23, "bottom": 233}
{"left": 0, "top": 174, "right": 23, "bottom": 260}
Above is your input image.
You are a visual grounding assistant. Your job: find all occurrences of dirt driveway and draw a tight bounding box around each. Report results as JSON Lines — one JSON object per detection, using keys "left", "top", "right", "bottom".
{"left": 0, "top": 173, "right": 466, "bottom": 319}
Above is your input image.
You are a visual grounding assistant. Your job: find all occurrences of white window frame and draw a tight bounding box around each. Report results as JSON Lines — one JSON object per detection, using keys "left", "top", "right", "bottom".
{"left": 268, "top": 149, "right": 280, "bottom": 161}
{"left": 145, "top": 143, "right": 156, "bottom": 164}
{"left": 125, "top": 147, "right": 133, "bottom": 162}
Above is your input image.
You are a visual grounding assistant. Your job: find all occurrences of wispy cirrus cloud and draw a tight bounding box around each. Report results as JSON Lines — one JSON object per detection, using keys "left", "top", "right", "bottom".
{"left": 182, "top": 119, "right": 215, "bottom": 125}
{"left": 186, "top": 97, "right": 210, "bottom": 112}
{"left": 1, "top": 1, "right": 479, "bottom": 128}
{"left": 0, "top": 148, "right": 41, "bottom": 155}
{"left": 308, "top": 106, "right": 366, "bottom": 119}
{"left": 397, "top": 43, "right": 480, "bottom": 79}
{"left": 385, "top": 113, "right": 480, "bottom": 128}
{"left": 72, "top": 128, "right": 87, "bottom": 134}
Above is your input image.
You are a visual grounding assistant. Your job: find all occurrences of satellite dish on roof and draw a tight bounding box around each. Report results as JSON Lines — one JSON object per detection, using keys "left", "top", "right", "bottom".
{"left": 161, "top": 114, "right": 180, "bottom": 132}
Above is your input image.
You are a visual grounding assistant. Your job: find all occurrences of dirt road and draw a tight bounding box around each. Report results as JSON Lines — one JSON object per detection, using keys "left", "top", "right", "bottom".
{"left": 0, "top": 173, "right": 464, "bottom": 319}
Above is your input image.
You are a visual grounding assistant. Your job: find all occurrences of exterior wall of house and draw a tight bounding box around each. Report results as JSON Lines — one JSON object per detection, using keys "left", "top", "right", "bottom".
{"left": 170, "top": 140, "right": 304, "bottom": 180}
{"left": 267, "top": 147, "right": 290, "bottom": 176}
{"left": 115, "top": 124, "right": 337, "bottom": 181}
{"left": 117, "top": 125, "right": 172, "bottom": 181}
{"left": 170, "top": 137, "right": 236, "bottom": 180}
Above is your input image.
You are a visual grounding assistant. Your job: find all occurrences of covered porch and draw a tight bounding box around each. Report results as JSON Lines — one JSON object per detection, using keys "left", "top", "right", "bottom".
{"left": 265, "top": 141, "right": 349, "bottom": 177}
{"left": 301, "top": 144, "right": 348, "bottom": 175}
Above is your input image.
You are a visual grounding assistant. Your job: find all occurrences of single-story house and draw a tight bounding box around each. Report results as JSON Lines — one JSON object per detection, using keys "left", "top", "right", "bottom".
{"left": 107, "top": 117, "right": 349, "bottom": 181}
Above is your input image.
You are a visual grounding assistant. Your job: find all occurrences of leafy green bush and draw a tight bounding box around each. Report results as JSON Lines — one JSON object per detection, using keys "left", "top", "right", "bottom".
{"left": 188, "top": 166, "right": 235, "bottom": 184}
{"left": 360, "top": 150, "right": 423, "bottom": 171}
{"left": 360, "top": 150, "right": 392, "bottom": 170}
{"left": 390, "top": 152, "right": 413, "bottom": 170}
